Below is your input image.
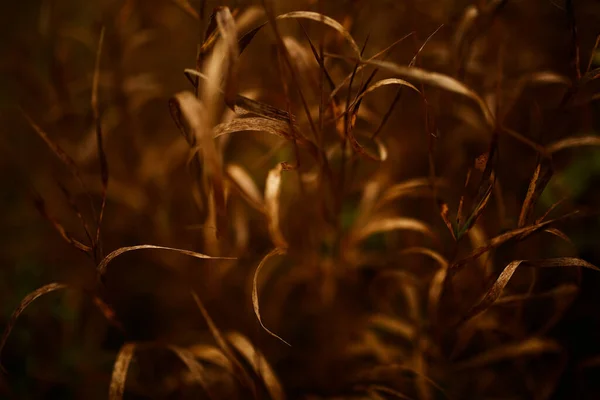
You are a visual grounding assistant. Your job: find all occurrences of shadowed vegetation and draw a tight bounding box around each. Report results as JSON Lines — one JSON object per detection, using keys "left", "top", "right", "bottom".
{"left": 1, "top": 0, "right": 600, "bottom": 399}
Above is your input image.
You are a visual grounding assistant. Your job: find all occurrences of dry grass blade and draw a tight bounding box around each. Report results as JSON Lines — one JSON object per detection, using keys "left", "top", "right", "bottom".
{"left": 439, "top": 202, "right": 456, "bottom": 240}
{"left": 350, "top": 78, "right": 422, "bottom": 109}
{"left": 97, "top": 245, "right": 234, "bottom": 278}
{"left": 451, "top": 211, "right": 581, "bottom": 273}
{"left": 226, "top": 332, "right": 286, "bottom": 400}
{"left": 265, "top": 163, "right": 289, "bottom": 249}
{"left": 233, "top": 95, "right": 294, "bottom": 122}
{"left": 0, "top": 283, "right": 68, "bottom": 362}
{"left": 188, "top": 344, "right": 233, "bottom": 371}
{"left": 410, "top": 24, "right": 444, "bottom": 68}
{"left": 168, "top": 345, "right": 214, "bottom": 398}
{"left": 328, "top": 32, "right": 415, "bottom": 102}
{"left": 544, "top": 228, "right": 574, "bottom": 245}
{"left": 452, "top": 5, "right": 479, "bottom": 68}
{"left": 364, "top": 60, "right": 494, "bottom": 127}
{"left": 215, "top": 7, "right": 239, "bottom": 106}
{"left": 214, "top": 117, "right": 294, "bottom": 140}
{"left": 91, "top": 296, "right": 124, "bottom": 331}
{"left": 253, "top": 248, "right": 290, "bottom": 346}
{"left": 56, "top": 183, "right": 94, "bottom": 249}
{"left": 226, "top": 164, "right": 265, "bottom": 212}
{"left": 239, "top": 22, "right": 268, "bottom": 54}
{"left": 461, "top": 258, "right": 598, "bottom": 325}
{"left": 500, "top": 126, "right": 546, "bottom": 154}
{"left": 109, "top": 342, "right": 136, "bottom": 400}
{"left": 23, "top": 112, "right": 81, "bottom": 183}
{"left": 546, "top": 136, "right": 600, "bottom": 154}
{"left": 518, "top": 157, "right": 553, "bottom": 227}
{"left": 368, "top": 314, "right": 415, "bottom": 341}
{"left": 173, "top": 91, "right": 226, "bottom": 237}
{"left": 370, "top": 25, "right": 443, "bottom": 141}
{"left": 171, "top": 0, "right": 199, "bottom": 20}
{"left": 168, "top": 97, "right": 194, "bottom": 145}
{"left": 454, "top": 337, "right": 561, "bottom": 370}
{"left": 276, "top": 11, "right": 361, "bottom": 56}
{"left": 22, "top": 112, "right": 96, "bottom": 217}
{"left": 33, "top": 193, "right": 92, "bottom": 253}
{"left": 353, "top": 217, "right": 436, "bottom": 243}
{"left": 92, "top": 27, "right": 108, "bottom": 253}
{"left": 400, "top": 247, "right": 448, "bottom": 269}
{"left": 495, "top": 284, "right": 579, "bottom": 305}
{"left": 182, "top": 69, "right": 291, "bottom": 119}
{"left": 191, "top": 291, "right": 257, "bottom": 394}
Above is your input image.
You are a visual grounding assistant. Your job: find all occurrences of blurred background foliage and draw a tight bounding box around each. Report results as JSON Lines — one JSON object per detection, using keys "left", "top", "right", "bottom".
{"left": 1, "top": 0, "right": 600, "bottom": 399}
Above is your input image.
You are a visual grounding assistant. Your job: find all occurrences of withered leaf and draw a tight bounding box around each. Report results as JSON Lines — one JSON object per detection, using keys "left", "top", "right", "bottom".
{"left": 252, "top": 248, "right": 290, "bottom": 346}
{"left": 109, "top": 342, "right": 136, "bottom": 400}
{"left": 518, "top": 157, "right": 553, "bottom": 227}
{"left": 461, "top": 257, "right": 599, "bottom": 325}
{"left": 226, "top": 332, "right": 286, "bottom": 400}
{"left": 0, "top": 283, "right": 68, "bottom": 361}
{"left": 191, "top": 291, "right": 256, "bottom": 392}
{"left": 265, "top": 163, "right": 289, "bottom": 249}
{"left": 97, "top": 245, "right": 234, "bottom": 278}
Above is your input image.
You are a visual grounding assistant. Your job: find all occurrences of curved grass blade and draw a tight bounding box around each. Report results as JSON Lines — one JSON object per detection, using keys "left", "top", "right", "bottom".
{"left": 353, "top": 217, "right": 436, "bottom": 243}
{"left": 187, "top": 344, "right": 233, "bottom": 371}
{"left": 363, "top": 59, "right": 494, "bottom": 127}
{"left": 0, "top": 283, "right": 68, "bottom": 363}
{"left": 546, "top": 135, "right": 600, "bottom": 154}
{"left": 252, "top": 248, "right": 290, "bottom": 346}
{"left": 226, "top": 164, "right": 265, "bottom": 212}
{"left": 276, "top": 11, "right": 360, "bottom": 56}
{"left": 168, "top": 345, "right": 215, "bottom": 399}
{"left": 22, "top": 112, "right": 97, "bottom": 221}
{"left": 461, "top": 258, "right": 599, "bottom": 326}
{"left": 226, "top": 332, "right": 286, "bottom": 400}
{"left": 109, "top": 342, "right": 136, "bottom": 400}
{"left": 191, "top": 291, "right": 257, "bottom": 395}
{"left": 214, "top": 117, "right": 294, "bottom": 140}
{"left": 265, "top": 163, "right": 289, "bottom": 250}
{"left": 450, "top": 211, "right": 581, "bottom": 274}
{"left": 97, "top": 245, "right": 234, "bottom": 278}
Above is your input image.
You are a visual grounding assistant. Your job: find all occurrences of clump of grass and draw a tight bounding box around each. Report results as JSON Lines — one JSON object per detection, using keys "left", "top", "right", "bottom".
{"left": 2, "top": 0, "right": 600, "bottom": 399}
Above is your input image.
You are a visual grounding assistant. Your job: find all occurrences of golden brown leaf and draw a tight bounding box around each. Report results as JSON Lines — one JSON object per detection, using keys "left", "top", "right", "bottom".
{"left": 191, "top": 292, "right": 256, "bottom": 392}
{"left": 226, "top": 332, "right": 286, "bottom": 400}
{"left": 252, "top": 248, "right": 290, "bottom": 346}
{"left": 168, "top": 345, "right": 213, "bottom": 397}
{"left": 276, "top": 11, "right": 361, "bottom": 56}
{"left": 461, "top": 258, "right": 598, "bottom": 325}
{"left": 353, "top": 217, "right": 436, "bottom": 243}
{"left": 109, "top": 342, "right": 136, "bottom": 400}
{"left": 518, "top": 157, "right": 553, "bottom": 227}
{"left": 226, "top": 164, "right": 265, "bottom": 212}
{"left": 97, "top": 245, "right": 233, "bottom": 278}
{"left": 364, "top": 59, "right": 494, "bottom": 127}
{"left": 213, "top": 117, "right": 294, "bottom": 140}
{"left": 265, "top": 163, "right": 289, "bottom": 249}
